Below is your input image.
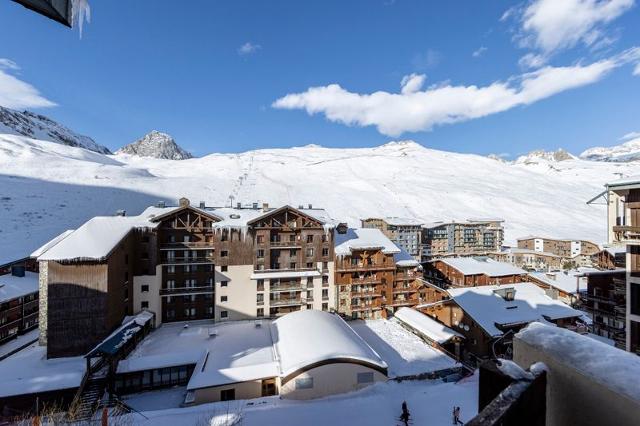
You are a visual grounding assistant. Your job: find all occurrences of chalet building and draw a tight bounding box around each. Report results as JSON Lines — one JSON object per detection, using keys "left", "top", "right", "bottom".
{"left": 34, "top": 198, "right": 337, "bottom": 358}
{"left": 360, "top": 217, "right": 423, "bottom": 260}
{"left": 604, "top": 175, "right": 640, "bottom": 355}
{"left": 527, "top": 270, "right": 588, "bottom": 306}
{"left": 420, "top": 219, "right": 504, "bottom": 261}
{"left": 489, "top": 247, "right": 563, "bottom": 271}
{"left": 593, "top": 246, "right": 626, "bottom": 270}
{"left": 334, "top": 228, "right": 423, "bottom": 319}
{"left": 516, "top": 236, "right": 600, "bottom": 260}
{"left": 425, "top": 256, "right": 527, "bottom": 289}
{"left": 416, "top": 282, "right": 583, "bottom": 365}
{"left": 580, "top": 269, "right": 627, "bottom": 349}
{"left": 0, "top": 267, "right": 39, "bottom": 346}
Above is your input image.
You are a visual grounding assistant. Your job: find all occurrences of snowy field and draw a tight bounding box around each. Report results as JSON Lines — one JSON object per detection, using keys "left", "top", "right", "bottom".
{"left": 351, "top": 319, "right": 458, "bottom": 377}
{"left": 124, "top": 375, "right": 478, "bottom": 426}
{"left": 2, "top": 133, "right": 637, "bottom": 264}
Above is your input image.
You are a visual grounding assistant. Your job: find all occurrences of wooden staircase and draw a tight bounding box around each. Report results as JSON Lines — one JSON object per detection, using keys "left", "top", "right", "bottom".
{"left": 69, "top": 376, "right": 106, "bottom": 421}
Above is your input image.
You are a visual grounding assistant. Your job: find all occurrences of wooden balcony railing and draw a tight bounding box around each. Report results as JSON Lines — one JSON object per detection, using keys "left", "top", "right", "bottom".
{"left": 160, "top": 242, "right": 215, "bottom": 250}
{"left": 612, "top": 225, "right": 640, "bottom": 241}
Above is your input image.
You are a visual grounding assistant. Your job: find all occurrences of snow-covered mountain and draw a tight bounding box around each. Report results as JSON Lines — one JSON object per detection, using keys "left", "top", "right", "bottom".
{"left": 116, "top": 130, "right": 193, "bottom": 160}
{"left": 514, "top": 149, "right": 576, "bottom": 164}
{"left": 1, "top": 135, "right": 636, "bottom": 265}
{"left": 580, "top": 135, "right": 640, "bottom": 162}
{"left": 0, "top": 106, "right": 111, "bottom": 154}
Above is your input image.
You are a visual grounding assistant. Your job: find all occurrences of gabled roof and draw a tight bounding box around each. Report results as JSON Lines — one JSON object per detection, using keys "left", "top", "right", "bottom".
{"left": 447, "top": 282, "right": 582, "bottom": 337}
{"left": 528, "top": 271, "right": 587, "bottom": 294}
{"left": 0, "top": 272, "right": 39, "bottom": 303}
{"left": 271, "top": 310, "right": 387, "bottom": 380}
{"left": 436, "top": 256, "right": 526, "bottom": 277}
{"left": 147, "top": 204, "right": 223, "bottom": 223}
{"left": 394, "top": 307, "right": 463, "bottom": 344}
{"left": 335, "top": 228, "right": 401, "bottom": 256}
{"left": 30, "top": 229, "right": 74, "bottom": 258}
{"left": 246, "top": 205, "right": 328, "bottom": 227}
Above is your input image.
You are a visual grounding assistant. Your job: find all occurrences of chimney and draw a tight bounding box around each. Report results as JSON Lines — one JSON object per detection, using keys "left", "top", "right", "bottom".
{"left": 179, "top": 197, "right": 190, "bottom": 207}
{"left": 157, "top": 201, "right": 166, "bottom": 208}
{"left": 298, "top": 205, "right": 304, "bottom": 209}
{"left": 116, "top": 209, "right": 126, "bottom": 217}
{"left": 199, "top": 201, "right": 206, "bottom": 209}
{"left": 337, "top": 223, "right": 348, "bottom": 234}
{"left": 236, "top": 202, "right": 241, "bottom": 209}
{"left": 308, "top": 204, "right": 313, "bottom": 209}
{"left": 262, "top": 203, "right": 269, "bottom": 212}
{"left": 11, "top": 265, "right": 25, "bottom": 277}
{"left": 252, "top": 202, "right": 258, "bottom": 209}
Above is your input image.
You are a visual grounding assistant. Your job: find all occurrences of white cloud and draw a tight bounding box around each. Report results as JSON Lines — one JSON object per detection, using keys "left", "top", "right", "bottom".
{"left": 518, "top": 53, "right": 547, "bottom": 69}
{"left": 472, "top": 47, "right": 488, "bottom": 58}
{"left": 0, "top": 58, "right": 56, "bottom": 109}
{"left": 400, "top": 73, "right": 426, "bottom": 94}
{"left": 506, "top": 0, "right": 635, "bottom": 68}
{"left": 238, "top": 42, "right": 261, "bottom": 56}
{"left": 273, "top": 48, "right": 640, "bottom": 137}
{"left": 621, "top": 131, "right": 640, "bottom": 140}
{"left": 634, "top": 62, "right": 640, "bottom": 75}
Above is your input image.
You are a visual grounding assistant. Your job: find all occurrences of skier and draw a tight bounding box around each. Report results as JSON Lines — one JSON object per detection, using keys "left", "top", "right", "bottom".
{"left": 399, "top": 400, "right": 411, "bottom": 426}
{"left": 453, "top": 406, "right": 463, "bottom": 425}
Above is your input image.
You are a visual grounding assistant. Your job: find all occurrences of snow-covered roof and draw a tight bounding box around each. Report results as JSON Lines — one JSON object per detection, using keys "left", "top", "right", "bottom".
{"left": 437, "top": 256, "right": 526, "bottom": 277}
{"left": 363, "top": 217, "right": 423, "bottom": 226}
{"left": 517, "top": 322, "right": 640, "bottom": 402}
{"left": 393, "top": 246, "right": 420, "bottom": 267}
{"left": 447, "top": 282, "right": 582, "bottom": 337}
{"left": 607, "top": 174, "right": 640, "bottom": 188}
{"left": 30, "top": 229, "right": 74, "bottom": 258}
{"left": 529, "top": 271, "right": 587, "bottom": 294}
{"left": 0, "top": 271, "right": 39, "bottom": 303}
{"left": 603, "top": 246, "right": 626, "bottom": 256}
{"left": 334, "top": 228, "right": 401, "bottom": 256}
{"left": 394, "top": 307, "right": 463, "bottom": 344}
{"left": 499, "top": 247, "right": 560, "bottom": 258}
{"left": 37, "top": 215, "right": 159, "bottom": 262}
{"left": 250, "top": 270, "right": 321, "bottom": 280}
{"left": 0, "top": 344, "right": 85, "bottom": 398}
{"left": 187, "top": 321, "right": 279, "bottom": 391}
{"left": 271, "top": 310, "right": 387, "bottom": 378}
{"left": 422, "top": 218, "right": 504, "bottom": 229}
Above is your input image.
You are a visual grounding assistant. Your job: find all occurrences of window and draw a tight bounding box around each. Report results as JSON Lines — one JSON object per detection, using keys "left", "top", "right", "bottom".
{"left": 257, "top": 279, "right": 265, "bottom": 291}
{"left": 183, "top": 235, "right": 191, "bottom": 242}
{"left": 141, "top": 301, "right": 149, "bottom": 309}
{"left": 295, "top": 377, "right": 313, "bottom": 390}
{"left": 221, "top": 389, "right": 235, "bottom": 401}
{"left": 289, "top": 234, "right": 296, "bottom": 242}
{"left": 221, "top": 265, "right": 228, "bottom": 272}
{"left": 322, "top": 276, "right": 329, "bottom": 285}
{"left": 257, "top": 294, "right": 264, "bottom": 304}
{"left": 322, "top": 289, "right": 329, "bottom": 299}
{"left": 257, "top": 308, "right": 264, "bottom": 317}
{"left": 322, "top": 248, "right": 329, "bottom": 257}
{"left": 357, "top": 372, "right": 374, "bottom": 384}
{"left": 221, "top": 231, "right": 229, "bottom": 241}
{"left": 322, "top": 261, "right": 328, "bottom": 269}
{"left": 307, "top": 277, "right": 313, "bottom": 286}
{"left": 167, "top": 280, "right": 175, "bottom": 289}
{"left": 257, "top": 235, "right": 264, "bottom": 244}
{"left": 221, "top": 281, "right": 228, "bottom": 287}
{"left": 306, "top": 248, "right": 314, "bottom": 257}
{"left": 141, "top": 285, "right": 149, "bottom": 293}
{"left": 221, "top": 250, "right": 228, "bottom": 257}
{"left": 290, "top": 249, "right": 297, "bottom": 256}
{"left": 322, "top": 234, "right": 327, "bottom": 243}
{"left": 220, "top": 310, "right": 228, "bottom": 318}
{"left": 167, "top": 265, "right": 175, "bottom": 274}
{"left": 290, "top": 262, "right": 297, "bottom": 269}
{"left": 221, "top": 295, "right": 228, "bottom": 302}
{"left": 306, "top": 235, "right": 314, "bottom": 243}
{"left": 322, "top": 303, "right": 328, "bottom": 311}
{"left": 306, "top": 262, "right": 313, "bottom": 268}
{"left": 257, "top": 249, "right": 264, "bottom": 258}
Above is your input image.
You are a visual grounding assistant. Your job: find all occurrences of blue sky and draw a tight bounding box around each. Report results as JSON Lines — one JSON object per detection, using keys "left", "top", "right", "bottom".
{"left": 1, "top": 0, "right": 639, "bottom": 157}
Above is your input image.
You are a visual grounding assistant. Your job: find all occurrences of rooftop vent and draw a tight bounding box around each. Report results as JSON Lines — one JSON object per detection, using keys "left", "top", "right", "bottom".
{"left": 337, "top": 223, "right": 349, "bottom": 234}
{"left": 208, "top": 328, "right": 218, "bottom": 338}
{"left": 252, "top": 202, "right": 258, "bottom": 209}
{"left": 11, "top": 265, "right": 25, "bottom": 277}
{"left": 157, "top": 201, "right": 166, "bottom": 208}
{"left": 116, "top": 209, "right": 126, "bottom": 217}
{"left": 298, "top": 205, "right": 304, "bottom": 209}
{"left": 262, "top": 203, "right": 269, "bottom": 212}
{"left": 179, "top": 197, "right": 190, "bottom": 207}
{"left": 255, "top": 320, "right": 263, "bottom": 328}
{"left": 236, "top": 202, "right": 242, "bottom": 209}
{"left": 199, "top": 201, "right": 206, "bottom": 209}
{"left": 230, "top": 214, "right": 241, "bottom": 219}
{"left": 308, "top": 204, "right": 313, "bottom": 209}
{"left": 494, "top": 287, "right": 516, "bottom": 301}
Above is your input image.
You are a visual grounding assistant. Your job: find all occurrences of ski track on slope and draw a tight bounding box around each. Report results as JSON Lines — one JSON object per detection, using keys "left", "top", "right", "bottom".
{"left": 1, "top": 134, "right": 638, "bottom": 264}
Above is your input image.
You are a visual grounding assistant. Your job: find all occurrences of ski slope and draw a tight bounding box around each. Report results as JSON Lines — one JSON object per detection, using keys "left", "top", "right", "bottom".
{"left": 1, "top": 134, "right": 636, "bottom": 265}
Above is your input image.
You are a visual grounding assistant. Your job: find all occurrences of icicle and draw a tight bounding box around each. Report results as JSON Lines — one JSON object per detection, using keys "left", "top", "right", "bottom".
{"left": 71, "top": 0, "right": 91, "bottom": 39}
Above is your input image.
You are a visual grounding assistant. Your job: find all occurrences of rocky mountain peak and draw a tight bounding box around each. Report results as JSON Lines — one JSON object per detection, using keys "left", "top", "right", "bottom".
{"left": 116, "top": 130, "right": 193, "bottom": 160}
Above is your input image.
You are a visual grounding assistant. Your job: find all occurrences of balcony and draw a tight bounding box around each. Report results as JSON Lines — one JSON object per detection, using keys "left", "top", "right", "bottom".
{"left": 160, "top": 285, "right": 215, "bottom": 296}
{"left": 161, "top": 256, "right": 214, "bottom": 265}
{"left": 269, "top": 283, "right": 305, "bottom": 292}
{"left": 270, "top": 297, "right": 303, "bottom": 307}
{"left": 351, "top": 277, "right": 381, "bottom": 285}
{"left": 612, "top": 225, "right": 640, "bottom": 242}
{"left": 351, "top": 302, "right": 382, "bottom": 311}
{"left": 160, "top": 242, "right": 215, "bottom": 250}
{"left": 389, "top": 299, "right": 417, "bottom": 307}
{"left": 268, "top": 241, "right": 302, "bottom": 248}
{"left": 336, "top": 264, "right": 395, "bottom": 272}
{"left": 350, "top": 291, "right": 382, "bottom": 298}
{"left": 254, "top": 267, "right": 318, "bottom": 274}
{"left": 392, "top": 286, "right": 416, "bottom": 294}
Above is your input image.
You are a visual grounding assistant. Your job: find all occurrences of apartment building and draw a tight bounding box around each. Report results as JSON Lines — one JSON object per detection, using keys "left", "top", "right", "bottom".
{"left": 593, "top": 246, "right": 626, "bottom": 270}
{"left": 605, "top": 176, "right": 640, "bottom": 355}
{"left": 334, "top": 228, "right": 423, "bottom": 319}
{"left": 425, "top": 256, "right": 527, "bottom": 289}
{"left": 421, "top": 219, "right": 504, "bottom": 261}
{"left": 361, "top": 217, "right": 423, "bottom": 260}
{"left": 580, "top": 269, "right": 626, "bottom": 349}
{"left": 34, "top": 198, "right": 337, "bottom": 358}
{"left": 0, "top": 266, "right": 39, "bottom": 346}
{"left": 489, "top": 247, "right": 563, "bottom": 271}
{"left": 516, "top": 236, "right": 600, "bottom": 260}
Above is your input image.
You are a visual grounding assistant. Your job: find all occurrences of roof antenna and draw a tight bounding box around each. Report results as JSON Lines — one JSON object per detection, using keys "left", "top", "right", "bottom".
{"left": 228, "top": 195, "right": 235, "bottom": 208}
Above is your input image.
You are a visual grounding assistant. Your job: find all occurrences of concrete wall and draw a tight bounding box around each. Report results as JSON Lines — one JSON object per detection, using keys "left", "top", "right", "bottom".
{"left": 192, "top": 379, "right": 266, "bottom": 404}
{"left": 38, "top": 260, "right": 48, "bottom": 346}
{"left": 132, "top": 266, "right": 162, "bottom": 324}
{"left": 215, "top": 264, "right": 257, "bottom": 321}
{"left": 280, "top": 363, "right": 386, "bottom": 400}
{"left": 513, "top": 334, "right": 640, "bottom": 426}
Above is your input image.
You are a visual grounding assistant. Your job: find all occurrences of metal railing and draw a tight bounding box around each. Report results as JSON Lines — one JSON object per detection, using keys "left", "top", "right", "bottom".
{"left": 160, "top": 285, "right": 215, "bottom": 296}
{"left": 160, "top": 242, "right": 215, "bottom": 250}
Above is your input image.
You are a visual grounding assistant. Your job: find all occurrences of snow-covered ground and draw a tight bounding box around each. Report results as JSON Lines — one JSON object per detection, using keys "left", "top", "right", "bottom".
{"left": 351, "top": 319, "right": 458, "bottom": 377}
{"left": 2, "top": 133, "right": 637, "bottom": 264}
{"left": 124, "top": 375, "right": 478, "bottom": 426}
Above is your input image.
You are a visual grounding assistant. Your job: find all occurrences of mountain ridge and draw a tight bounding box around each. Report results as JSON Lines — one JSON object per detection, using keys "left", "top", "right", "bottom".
{"left": 116, "top": 130, "right": 193, "bottom": 160}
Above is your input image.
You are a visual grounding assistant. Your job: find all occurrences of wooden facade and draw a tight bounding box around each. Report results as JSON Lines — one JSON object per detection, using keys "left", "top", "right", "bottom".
{"left": 0, "top": 270, "right": 39, "bottom": 346}
{"left": 425, "top": 260, "right": 527, "bottom": 288}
